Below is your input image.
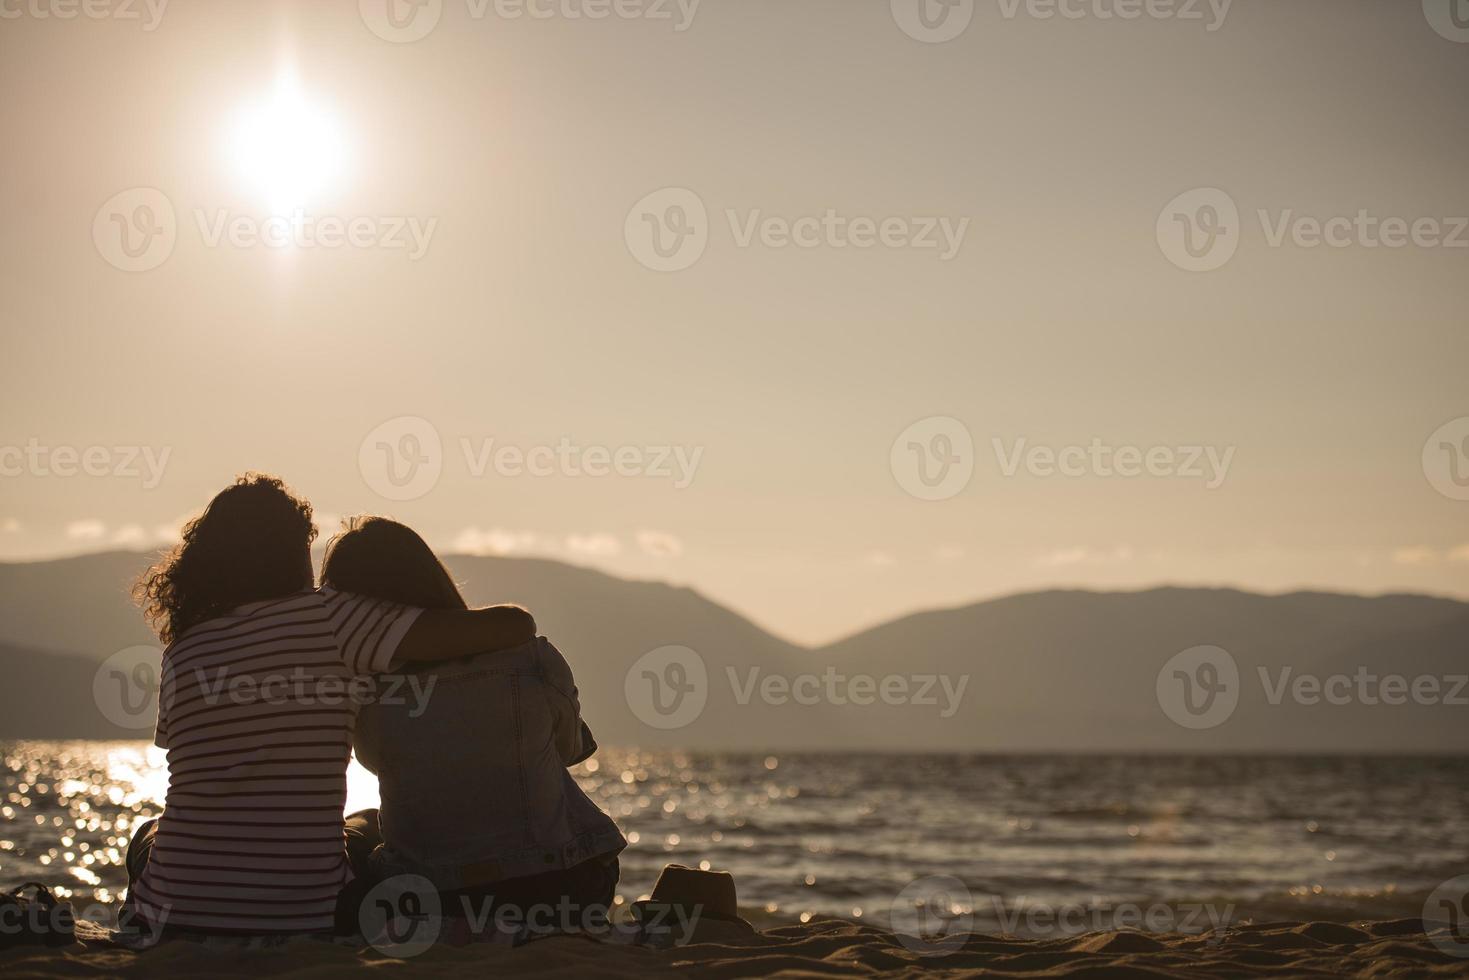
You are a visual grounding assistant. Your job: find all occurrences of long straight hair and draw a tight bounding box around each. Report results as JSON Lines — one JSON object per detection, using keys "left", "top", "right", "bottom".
{"left": 320, "top": 516, "right": 467, "bottom": 610}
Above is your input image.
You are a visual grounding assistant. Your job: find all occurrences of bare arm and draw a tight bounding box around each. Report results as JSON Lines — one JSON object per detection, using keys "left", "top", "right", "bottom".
{"left": 391, "top": 604, "right": 536, "bottom": 664}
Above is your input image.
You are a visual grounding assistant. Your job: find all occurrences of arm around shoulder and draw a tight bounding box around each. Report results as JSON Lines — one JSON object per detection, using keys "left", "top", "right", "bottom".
{"left": 392, "top": 604, "right": 537, "bottom": 664}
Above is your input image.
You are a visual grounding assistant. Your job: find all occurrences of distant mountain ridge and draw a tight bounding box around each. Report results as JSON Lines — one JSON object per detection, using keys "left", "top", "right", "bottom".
{"left": 0, "top": 552, "right": 1465, "bottom": 751}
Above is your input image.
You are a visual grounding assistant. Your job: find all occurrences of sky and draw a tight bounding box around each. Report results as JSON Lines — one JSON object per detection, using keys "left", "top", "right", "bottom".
{"left": 1, "top": 0, "right": 1467, "bottom": 646}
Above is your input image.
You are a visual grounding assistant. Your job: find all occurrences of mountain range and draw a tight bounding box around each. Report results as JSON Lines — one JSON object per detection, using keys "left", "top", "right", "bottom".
{"left": 0, "top": 551, "right": 1465, "bottom": 751}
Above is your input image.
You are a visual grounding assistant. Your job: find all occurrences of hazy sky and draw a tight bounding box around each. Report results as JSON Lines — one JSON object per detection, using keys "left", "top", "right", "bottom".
{"left": 2, "top": 0, "right": 1467, "bottom": 645}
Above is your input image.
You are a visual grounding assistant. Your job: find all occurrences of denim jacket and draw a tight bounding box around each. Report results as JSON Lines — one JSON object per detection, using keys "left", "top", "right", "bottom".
{"left": 353, "top": 637, "right": 626, "bottom": 889}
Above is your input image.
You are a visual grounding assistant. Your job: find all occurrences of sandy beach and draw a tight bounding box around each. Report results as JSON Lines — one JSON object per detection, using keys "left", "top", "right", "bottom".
{"left": 3, "top": 915, "right": 1466, "bottom": 978}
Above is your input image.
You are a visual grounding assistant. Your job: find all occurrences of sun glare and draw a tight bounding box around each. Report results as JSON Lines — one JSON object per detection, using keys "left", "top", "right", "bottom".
{"left": 228, "top": 79, "right": 347, "bottom": 214}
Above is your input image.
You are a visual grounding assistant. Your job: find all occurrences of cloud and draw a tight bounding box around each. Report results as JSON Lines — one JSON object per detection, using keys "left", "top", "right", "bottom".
{"left": 65, "top": 519, "right": 106, "bottom": 541}
{"left": 862, "top": 550, "right": 895, "bottom": 568}
{"left": 452, "top": 527, "right": 540, "bottom": 556}
{"left": 1, "top": 518, "right": 19, "bottom": 534}
{"left": 636, "top": 529, "right": 683, "bottom": 558}
{"left": 566, "top": 533, "right": 622, "bottom": 558}
{"left": 449, "top": 528, "right": 633, "bottom": 560}
{"left": 933, "top": 545, "right": 965, "bottom": 562}
{"left": 1035, "top": 546, "right": 1134, "bottom": 567}
{"left": 1391, "top": 546, "right": 1438, "bottom": 565}
{"left": 1392, "top": 544, "right": 1469, "bottom": 564}
{"left": 111, "top": 524, "right": 147, "bottom": 547}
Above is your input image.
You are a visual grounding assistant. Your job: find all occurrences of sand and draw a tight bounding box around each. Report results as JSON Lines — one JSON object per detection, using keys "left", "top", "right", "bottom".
{"left": 2, "top": 915, "right": 1466, "bottom": 978}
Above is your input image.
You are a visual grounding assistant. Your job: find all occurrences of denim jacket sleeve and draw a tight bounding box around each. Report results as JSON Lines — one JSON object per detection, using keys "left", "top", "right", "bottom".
{"left": 535, "top": 637, "right": 591, "bottom": 766}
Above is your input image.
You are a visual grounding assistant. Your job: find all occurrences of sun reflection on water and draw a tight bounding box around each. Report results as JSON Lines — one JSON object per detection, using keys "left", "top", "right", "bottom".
{"left": 2, "top": 743, "right": 1466, "bottom": 927}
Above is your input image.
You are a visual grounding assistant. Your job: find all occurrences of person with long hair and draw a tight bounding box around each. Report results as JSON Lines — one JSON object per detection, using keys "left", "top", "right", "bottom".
{"left": 321, "top": 516, "right": 625, "bottom": 936}
{"left": 120, "top": 474, "right": 537, "bottom": 940}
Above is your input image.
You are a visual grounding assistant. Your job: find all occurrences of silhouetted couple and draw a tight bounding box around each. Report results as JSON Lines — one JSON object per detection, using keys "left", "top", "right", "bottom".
{"left": 118, "top": 473, "right": 624, "bottom": 943}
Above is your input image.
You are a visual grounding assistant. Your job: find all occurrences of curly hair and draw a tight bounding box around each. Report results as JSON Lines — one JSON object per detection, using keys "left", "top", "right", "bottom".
{"left": 134, "top": 473, "right": 317, "bottom": 644}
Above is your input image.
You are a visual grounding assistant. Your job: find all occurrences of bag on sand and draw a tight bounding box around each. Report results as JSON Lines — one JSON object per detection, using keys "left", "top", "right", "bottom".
{"left": 0, "top": 882, "right": 77, "bottom": 949}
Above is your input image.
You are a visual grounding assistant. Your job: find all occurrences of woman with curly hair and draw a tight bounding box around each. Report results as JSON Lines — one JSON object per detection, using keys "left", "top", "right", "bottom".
{"left": 120, "top": 473, "right": 536, "bottom": 941}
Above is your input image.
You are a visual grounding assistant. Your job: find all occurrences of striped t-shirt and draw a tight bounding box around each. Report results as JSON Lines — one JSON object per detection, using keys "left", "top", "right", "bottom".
{"left": 125, "top": 588, "right": 422, "bottom": 934}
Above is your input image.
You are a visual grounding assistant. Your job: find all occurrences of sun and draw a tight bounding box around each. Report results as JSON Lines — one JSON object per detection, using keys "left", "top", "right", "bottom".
{"left": 228, "top": 77, "right": 347, "bottom": 214}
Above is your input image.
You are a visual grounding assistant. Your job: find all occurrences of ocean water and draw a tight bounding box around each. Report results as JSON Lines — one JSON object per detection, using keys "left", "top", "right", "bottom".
{"left": 3, "top": 741, "right": 1466, "bottom": 931}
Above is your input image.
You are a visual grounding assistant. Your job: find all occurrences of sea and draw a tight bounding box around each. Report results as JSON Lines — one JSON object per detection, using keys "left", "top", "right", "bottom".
{"left": 3, "top": 742, "right": 1466, "bottom": 933}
